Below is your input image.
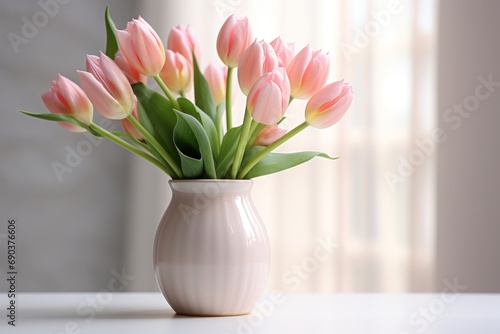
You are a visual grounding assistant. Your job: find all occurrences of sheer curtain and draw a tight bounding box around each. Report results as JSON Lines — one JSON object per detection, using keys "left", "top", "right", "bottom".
{"left": 125, "top": 0, "right": 437, "bottom": 292}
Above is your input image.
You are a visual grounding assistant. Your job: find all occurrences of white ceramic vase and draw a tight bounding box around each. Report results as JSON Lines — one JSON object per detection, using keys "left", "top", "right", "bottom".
{"left": 153, "top": 179, "right": 270, "bottom": 316}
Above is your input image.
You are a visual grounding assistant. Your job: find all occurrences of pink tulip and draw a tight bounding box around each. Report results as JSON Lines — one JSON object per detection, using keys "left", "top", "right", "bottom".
{"left": 270, "top": 37, "right": 295, "bottom": 68}
{"left": 121, "top": 106, "right": 143, "bottom": 140}
{"left": 287, "top": 45, "right": 330, "bottom": 99}
{"left": 78, "top": 52, "right": 136, "bottom": 120}
{"left": 217, "top": 15, "right": 253, "bottom": 68}
{"left": 305, "top": 80, "right": 353, "bottom": 129}
{"left": 254, "top": 124, "right": 287, "bottom": 146}
{"left": 238, "top": 40, "right": 279, "bottom": 95}
{"left": 114, "top": 49, "right": 147, "bottom": 85}
{"left": 247, "top": 68, "right": 290, "bottom": 125}
{"left": 159, "top": 50, "right": 192, "bottom": 95}
{"left": 167, "top": 25, "right": 201, "bottom": 65}
{"left": 41, "top": 75, "right": 93, "bottom": 132}
{"left": 117, "top": 16, "right": 165, "bottom": 76}
{"left": 204, "top": 63, "right": 227, "bottom": 106}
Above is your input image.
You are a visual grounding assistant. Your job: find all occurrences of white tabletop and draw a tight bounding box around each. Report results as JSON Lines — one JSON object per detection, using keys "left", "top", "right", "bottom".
{"left": 1, "top": 293, "right": 499, "bottom": 333}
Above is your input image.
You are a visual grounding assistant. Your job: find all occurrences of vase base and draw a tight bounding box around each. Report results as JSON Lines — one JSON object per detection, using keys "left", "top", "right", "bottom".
{"left": 174, "top": 311, "right": 251, "bottom": 317}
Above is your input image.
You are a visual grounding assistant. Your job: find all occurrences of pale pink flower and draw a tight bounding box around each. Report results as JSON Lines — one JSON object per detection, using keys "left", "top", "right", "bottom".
{"left": 167, "top": 25, "right": 201, "bottom": 65}
{"left": 305, "top": 80, "right": 353, "bottom": 129}
{"left": 237, "top": 40, "right": 279, "bottom": 95}
{"left": 287, "top": 45, "right": 330, "bottom": 99}
{"left": 247, "top": 68, "right": 290, "bottom": 125}
{"left": 270, "top": 37, "right": 295, "bottom": 68}
{"left": 41, "top": 75, "right": 93, "bottom": 132}
{"left": 78, "top": 52, "right": 136, "bottom": 120}
{"left": 114, "top": 49, "right": 147, "bottom": 84}
{"left": 216, "top": 15, "right": 253, "bottom": 68}
{"left": 254, "top": 124, "right": 287, "bottom": 146}
{"left": 204, "top": 63, "right": 227, "bottom": 106}
{"left": 159, "top": 50, "right": 192, "bottom": 95}
{"left": 117, "top": 16, "right": 166, "bottom": 76}
{"left": 121, "top": 106, "right": 143, "bottom": 140}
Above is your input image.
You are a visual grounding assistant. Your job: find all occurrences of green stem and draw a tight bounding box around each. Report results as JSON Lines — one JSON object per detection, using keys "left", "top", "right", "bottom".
{"left": 215, "top": 104, "right": 225, "bottom": 144}
{"left": 154, "top": 75, "right": 180, "bottom": 110}
{"left": 225, "top": 67, "right": 234, "bottom": 130}
{"left": 238, "top": 121, "right": 309, "bottom": 179}
{"left": 247, "top": 121, "right": 265, "bottom": 148}
{"left": 127, "top": 114, "right": 183, "bottom": 178}
{"left": 230, "top": 109, "right": 253, "bottom": 179}
{"left": 89, "top": 124, "right": 171, "bottom": 175}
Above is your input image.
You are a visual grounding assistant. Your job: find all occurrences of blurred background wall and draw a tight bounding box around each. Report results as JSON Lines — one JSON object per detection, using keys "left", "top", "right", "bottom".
{"left": 0, "top": 0, "right": 135, "bottom": 291}
{"left": 0, "top": 0, "right": 499, "bottom": 293}
{"left": 436, "top": 0, "right": 500, "bottom": 292}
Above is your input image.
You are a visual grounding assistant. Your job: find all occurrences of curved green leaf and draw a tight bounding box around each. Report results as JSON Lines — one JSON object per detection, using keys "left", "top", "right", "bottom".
{"left": 177, "top": 151, "right": 204, "bottom": 178}
{"left": 105, "top": 6, "right": 119, "bottom": 59}
{"left": 18, "top": 110, "right": 101, "bottom": 136}
{"left": 192, "top": 54, "right": 216, "bottom": 122}
{"left": 177, "top": 97, "right": 219, "bottom": 158}
{"left": 173, "top": 112, "right": 203, "bottom": 178}
{"left": 174, "top": 111, "right": 216, "bottom": 179}
{"left": 241, "top": 147, "right": 338, "bottom": 179}
{"left": 132, "top": 83, "right": 180, "bottom": 167}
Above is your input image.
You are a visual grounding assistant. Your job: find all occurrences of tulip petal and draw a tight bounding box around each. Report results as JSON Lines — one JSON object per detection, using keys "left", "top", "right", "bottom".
{"left": 41, "top": 91, "right": 67, "bottom": 115}
{"left": 217, "top": 15, "right": 252, "bottom": 68}
{"left": 98, "top": 52, "right": 136, "bottom": 113}
{"left": 287, "top": 45, "right": 311, "bottom": 95}
{"left": 54, "top": 75, "right": 93, "bottom": 124}
{"left": 255, "top": 124, "right": 287, "bottom": 146}
{"left": 131, "top": 19, "right": 165, "bottom": 75}
{"left": 297, "top": 53, "right": 330, "bottom": 98}
{"left": 78, "top": 71, "right": 128, "bottom": 120}
{"left": 307, "top": 94, "right": 353, "bottom": 129}
{"left": 251, "top": 82, "right": 283, "bottom": 125}
{"left": 117, "top": 30, "right": 143, "bottom": 74}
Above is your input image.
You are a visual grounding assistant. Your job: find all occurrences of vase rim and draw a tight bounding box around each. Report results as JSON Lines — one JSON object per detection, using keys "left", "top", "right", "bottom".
{"left": 168, "top": 179, "right": 254, "bottom": 193}
{"left": 169, "top": 179, "right": 253, "bottom": 184}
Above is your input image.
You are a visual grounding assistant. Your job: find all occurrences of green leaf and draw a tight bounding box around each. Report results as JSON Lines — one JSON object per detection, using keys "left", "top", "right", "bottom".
{"left": 177, "top": 97, "right": 219, "bottom": 158}
{"left": 241, "top": 147, "right": 338, "bottom": 179}
{"left": 192, "top": 54, "right": 216, "bottom": 123}
{"left": 177, "top": 150, "right": 204, "bottom": 178}
{"left": 174, "top": 111, "right": 216, "bottom": 179}
{"left": 132, "top": 83, "right": 180, "bottom": 167}
{"left": 105, "top": 6, "right": 119, "bottom": 59}
{"left": 173, "top": 112, "right": 203, "bottom": 178}
{"left": 216, "top": 126, "right": 242, "bottom": 178}
{"left": 18, "top": 110, "right": 102, "bottom": 136}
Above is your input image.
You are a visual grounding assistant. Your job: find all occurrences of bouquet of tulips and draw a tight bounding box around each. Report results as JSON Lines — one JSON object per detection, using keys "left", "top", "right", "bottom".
{"left": 20, "top": 7, "right": 353, "bottom": 179}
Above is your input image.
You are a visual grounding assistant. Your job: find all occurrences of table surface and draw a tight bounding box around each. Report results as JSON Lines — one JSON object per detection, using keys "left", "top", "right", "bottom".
{"left": 1, "top": 293, "right": 499, "bottom": 333}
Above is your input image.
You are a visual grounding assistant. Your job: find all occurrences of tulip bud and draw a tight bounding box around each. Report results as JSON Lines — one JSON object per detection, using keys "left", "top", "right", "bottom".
{"left": 41, "top": 75, "right": 93, "bottom": 132}
{"left": 217, "top": 15, "right": 253, "bottom": 68}
{"left": 114, "top": 49, "right": 147, "bottom": 85}
{"left": 78, "top": 52, "right": 136, "bottom": 120}
{"left": 159, "top": 50, "right": 192, "bottom": 95}
{"left": 270, "top": 37, "right": 295, "bottom": 68}
{"left": 254, "top": 124, "right": 287, "bottom": 146}
{"left": 247, "top": 68, "right": 290, "bottom": 125}
{"left": 121, "top": 106, "right": 143, "bottom": 141}
{"left": 168, "top": 24, "right": 201, "bottom": 65}
{"left": 238, "top": 40, "right": 279, "bottom": 95}
{"left": 287, "top": 45, "right": 330, "bottom": 99}
{"left": 204, "top": 63, "right": 227, "bottom": 106}
{"left": 117, "top": 16, "right": 166, "bottom": 76}
{"left": 305, "top": 80, "right": 353, "bottom": 129}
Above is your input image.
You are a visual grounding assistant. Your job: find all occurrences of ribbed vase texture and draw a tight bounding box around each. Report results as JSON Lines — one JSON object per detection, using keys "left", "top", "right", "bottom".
{"left": 154, "top": 180, "right": 270, "bottom": 316}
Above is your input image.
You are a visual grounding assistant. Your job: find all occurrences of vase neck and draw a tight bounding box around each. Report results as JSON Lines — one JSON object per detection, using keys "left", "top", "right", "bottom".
{"left": 169, "top": 180, "right": 253, "bottom": 194}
